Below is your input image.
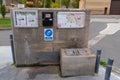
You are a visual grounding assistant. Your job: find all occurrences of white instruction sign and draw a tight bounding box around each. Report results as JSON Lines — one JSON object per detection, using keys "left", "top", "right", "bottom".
{"left": 15, "top": 11, "right": 26, "bottom": 26}
{"left": 57, "top": 12, "right": 85, "bottom": 28}
{"left": 13, "top": 10, "right": 38, "bottom": 27}
{"left": 26, "top": 12, "right": 38, "bottom": 27}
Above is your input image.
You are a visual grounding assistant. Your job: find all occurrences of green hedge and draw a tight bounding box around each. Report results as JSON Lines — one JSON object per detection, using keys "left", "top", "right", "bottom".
{"left": 16, "top": 0, "right": 26, "bottom": 4}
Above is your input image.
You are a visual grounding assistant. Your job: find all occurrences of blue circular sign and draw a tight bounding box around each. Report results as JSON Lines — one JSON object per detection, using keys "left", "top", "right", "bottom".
{"left": 45, "top": 29, "right": 52, "bottom": 36}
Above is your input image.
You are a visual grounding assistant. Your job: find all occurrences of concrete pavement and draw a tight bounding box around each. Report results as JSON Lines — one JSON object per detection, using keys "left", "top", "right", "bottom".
{"left": 1, "top": 15, "right": 120, "bottom": 79}
{"left": 0, "top": 46, "right": 120, "bottom": 80}
{"left": 0, "top": 65, "right": 120, "bottom": 80}
{"left": 0, "top": 46, "right": 13, "bottom": 69}
{"left": 89, "top": 16, "right": 120, "bottom": 68}
{"left": 0, "top": 30, "right": 12, "bottom": 46}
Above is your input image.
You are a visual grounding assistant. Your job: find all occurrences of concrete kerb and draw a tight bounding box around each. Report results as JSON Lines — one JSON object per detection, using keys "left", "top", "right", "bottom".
{"left": 0, "top": 29, "right": 11, "bottom": 30}
{"left": 112, "top": 66, "right": 120, "bottom": 77}
{"left": 91, "top": 15, "right": 120, "bottom": 18}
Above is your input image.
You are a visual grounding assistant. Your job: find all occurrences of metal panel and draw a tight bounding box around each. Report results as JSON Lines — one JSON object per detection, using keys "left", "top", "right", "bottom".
{"left": 42, "top": 12, "right": 53, "bottom": 27}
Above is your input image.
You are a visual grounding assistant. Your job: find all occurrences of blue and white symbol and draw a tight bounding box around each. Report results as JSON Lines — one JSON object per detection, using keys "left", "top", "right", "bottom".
{"left": 44, "top": 29, "right": 53, "bottom": 41}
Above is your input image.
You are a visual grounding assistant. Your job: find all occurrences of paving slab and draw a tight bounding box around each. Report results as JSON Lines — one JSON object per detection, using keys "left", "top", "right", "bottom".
{"left": 0, "top": 46, "right": 13, "bottom": 69}
{"left": 0, "top": 65, "right": 120, "bottom": 80}
{"left": 0, "top": 46, "right": 120, "bottom": 80}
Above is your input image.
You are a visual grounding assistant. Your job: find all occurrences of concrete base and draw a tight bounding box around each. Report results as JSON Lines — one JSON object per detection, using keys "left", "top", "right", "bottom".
{"left": 60, "top": 48, "right": 96, "bottom": 77}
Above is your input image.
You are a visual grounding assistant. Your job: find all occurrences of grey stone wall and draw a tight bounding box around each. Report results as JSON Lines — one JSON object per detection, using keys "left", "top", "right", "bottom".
{"left": 11, "top": 8, "right": 90, "bottom": 66}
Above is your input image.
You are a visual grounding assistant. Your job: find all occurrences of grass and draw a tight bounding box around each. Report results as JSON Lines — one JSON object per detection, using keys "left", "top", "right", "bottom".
{"left": 100, "top": 60, "right": 107, "bottom": 67}
{"left": 0, "top": 18, "right": 11, "bottom": 29}
{"left": 58, "top": 70, "right": 63, "bottom": 77}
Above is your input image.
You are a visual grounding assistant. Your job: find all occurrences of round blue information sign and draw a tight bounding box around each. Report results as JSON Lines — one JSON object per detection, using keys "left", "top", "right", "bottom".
{"left": 44, "top": 29, "right": 53, "bottom": 41}
{"left": 45, "top": 29, "right": 52, "bottom": 36}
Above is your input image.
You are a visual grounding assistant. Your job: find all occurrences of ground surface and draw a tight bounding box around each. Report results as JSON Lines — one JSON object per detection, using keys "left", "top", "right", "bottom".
{"left": 0, "top": 15, "right": 120, "bottom": 80}
{"left": 0, "top": 15, "right": 120, "bottom": 68}
{"left": 89, "top": 15, "right": 120, "bottom": 68}
{"left": 0, "top": 65, "right": 120, "bottom": 80}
